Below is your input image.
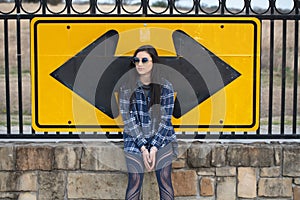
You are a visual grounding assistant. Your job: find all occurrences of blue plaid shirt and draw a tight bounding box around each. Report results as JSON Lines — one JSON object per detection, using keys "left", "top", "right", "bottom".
{"left": 119, "top": 78, "right": 176, "bottom": 154}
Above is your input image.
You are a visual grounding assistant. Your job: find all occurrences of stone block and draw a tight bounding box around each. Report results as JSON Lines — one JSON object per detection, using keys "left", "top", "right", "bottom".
{"left": 200, "top": 177, "right": 214, "bottom": 196}
{"left": 274, "top": 146, "right": 282, "bottom": 166}
{"left": 18, "top": 192, "right": 37, "bottom": 200}
{"left": 187, "top": 143, "right": 212, "bottom": 168}
{"left": 0, "top": 192, "right": 18, "bottom": 199}
{"left": 260, "top": 167, "right": 280, "bottom": 177}
{"left": 216, "top": 177, "right": 236, "bottom": 200}
{"left": 294, "top": 186, "right": 300, "bottom": 200}
{"left": 38, "top": 171, "right": 66, "bottom": 200}
{"left": 17, "top": 172, "right": 37, "bottom": 191}
{"left": 81, "top": 145, "right": 126, "bottom": 171}
{"left": 216, "top": 167, "right": 236, "bottom": 177}
{"left": 294, "top": 178, "right": 300, "bottom": 185}
{"left": 283, "top": 146, "right": 300, "bottom": 177}
{"left": 258, "top": 178, "right": 292, "bottom": 197}
{"left": 175, "top": 197, "right": 214, "bottom": 200}
{"left": 172, "top": 170, "right": 198, "bottom": 196}
{"left": 0, "top": 172, "right": 20, "bottom": 192}
{"left": 143, "top": 171, "right": 160, "bottom": 200}
{"left": 16, "top": 146, "right": 53, "bottom": 171}
{"left": 212, "top": 145, "right": 227, "bottom": 167}
{"left": 0, "top": 172, "right": 36, "bottom": 193}
{"left": 257, "top": 198, "right": 294, "bottom": 200}
{"left": 238, "top": 167, "right": 257, "bottom": 198}
{"left": 68, "top": 172, "right": 127, "bottom": 199}
{"left": 227, "top": 145, "right": 274, "bottom": 167}
{"left": 172, "top": 159, "right": 186, "bottom": 169}
{"left": 53, "top": 145, "right": 81, "bottom": 170}
{"left": 197, "top": 168, "right": 215, "bottom": 176}
{"left": 177, "top": 141, "right": 189, "bottom": 159}
{"left": 0, "top": 146, "right": 14, "bottom": 171}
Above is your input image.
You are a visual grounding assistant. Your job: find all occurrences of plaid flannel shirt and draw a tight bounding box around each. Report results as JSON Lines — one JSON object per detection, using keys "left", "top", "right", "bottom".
{"left": 119, "top": 79, "right": 176, "bottom": 154}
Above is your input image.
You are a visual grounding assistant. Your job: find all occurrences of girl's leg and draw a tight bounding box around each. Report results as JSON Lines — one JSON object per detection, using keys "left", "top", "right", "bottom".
{"left": 125, "top": 152, "right": 144, "bottom": 200}
{"left": 155, "top": 143, "right": 174, "bottom": 200}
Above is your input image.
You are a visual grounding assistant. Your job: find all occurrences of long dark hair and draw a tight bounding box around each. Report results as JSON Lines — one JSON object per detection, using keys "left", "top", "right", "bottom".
{"left": 129, "top": 45, "right": 162, "bottom": 117}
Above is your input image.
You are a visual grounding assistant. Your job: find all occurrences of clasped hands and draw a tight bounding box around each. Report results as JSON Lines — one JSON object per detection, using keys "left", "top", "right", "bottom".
{"left": 141, "top": 146, "right": 158, "bottom": 171}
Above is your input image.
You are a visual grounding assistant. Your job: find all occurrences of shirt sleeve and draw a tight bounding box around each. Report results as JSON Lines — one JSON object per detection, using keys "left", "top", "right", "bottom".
{"left": 150, "top": 82, "right": 175, "bottom": 149}
{"left": 119, "top": 87, "right": 147, "bottom": 149}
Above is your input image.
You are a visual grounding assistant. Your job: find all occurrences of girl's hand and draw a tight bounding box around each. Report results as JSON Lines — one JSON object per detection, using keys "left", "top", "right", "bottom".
{"left": 149, "top": 146, "right": 158, "bottom": 171}
{"left": 141, "top": 146, "right": 151, "bottom": 171}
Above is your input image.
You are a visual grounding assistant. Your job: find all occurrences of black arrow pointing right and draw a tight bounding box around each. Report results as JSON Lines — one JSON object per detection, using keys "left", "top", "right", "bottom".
{"left": 158, "top": 30, "right": 241, "bottom": 118}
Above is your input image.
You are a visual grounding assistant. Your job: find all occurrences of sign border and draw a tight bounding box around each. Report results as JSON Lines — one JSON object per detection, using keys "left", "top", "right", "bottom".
{"left": 32, "top": 17, "right": 260, "bottom": 130}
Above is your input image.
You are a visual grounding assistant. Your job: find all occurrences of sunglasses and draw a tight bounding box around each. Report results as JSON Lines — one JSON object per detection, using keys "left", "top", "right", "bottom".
{"left": 132, "top": 57, "right": 152, "bottom": 64}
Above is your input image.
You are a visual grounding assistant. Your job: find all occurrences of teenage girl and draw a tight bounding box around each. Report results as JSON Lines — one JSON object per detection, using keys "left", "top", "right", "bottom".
{"left": 119, "top": 45, "right": 177, "bottom": 200}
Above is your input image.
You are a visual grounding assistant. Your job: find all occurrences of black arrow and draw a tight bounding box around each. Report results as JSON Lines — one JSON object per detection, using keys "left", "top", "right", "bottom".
{"left": 50, "top": 29, "right": 240, "bottom": 120}
{"left": 159, "top": 30, "right": 241, "bottom": 118}
{"left": 50, "top": 30, "right": 130, "bottom": 119}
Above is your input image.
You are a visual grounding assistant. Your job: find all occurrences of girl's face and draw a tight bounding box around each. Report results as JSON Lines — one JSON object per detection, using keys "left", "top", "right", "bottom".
{"left": 134, "top": 51, "right": 153, "bottom": 77}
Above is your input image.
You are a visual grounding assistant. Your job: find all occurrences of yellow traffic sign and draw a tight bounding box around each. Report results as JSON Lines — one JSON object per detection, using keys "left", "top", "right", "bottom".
{"left": 31, "top": 17, "right": 260, "bottom": 132}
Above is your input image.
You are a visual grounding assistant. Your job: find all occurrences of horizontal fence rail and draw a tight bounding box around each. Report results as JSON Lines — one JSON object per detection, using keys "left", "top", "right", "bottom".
{"left": 0, "top": 0, "right": 299, "bottom": 139}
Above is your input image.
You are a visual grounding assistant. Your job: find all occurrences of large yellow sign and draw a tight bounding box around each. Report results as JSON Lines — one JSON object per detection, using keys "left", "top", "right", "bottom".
{"left": 31, "top": 17, "right": 260, "bottom": 132}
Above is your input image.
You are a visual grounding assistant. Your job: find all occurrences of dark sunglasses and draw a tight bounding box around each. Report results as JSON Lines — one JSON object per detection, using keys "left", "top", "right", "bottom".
{"left": 132, "top": 57, "right": 152, "bottom": 64}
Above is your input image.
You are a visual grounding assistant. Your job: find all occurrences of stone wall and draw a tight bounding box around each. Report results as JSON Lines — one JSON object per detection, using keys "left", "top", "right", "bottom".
{"left": 0, "top": 141, "right": 299, "bottom": 200}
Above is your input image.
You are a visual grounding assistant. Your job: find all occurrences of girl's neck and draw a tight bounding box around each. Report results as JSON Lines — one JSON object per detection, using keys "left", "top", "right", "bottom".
{"left": 139, "top": 74, "right": 151, "bottom": 85}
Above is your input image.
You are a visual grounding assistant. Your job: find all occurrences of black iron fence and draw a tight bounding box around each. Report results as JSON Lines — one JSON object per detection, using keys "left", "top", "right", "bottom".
{"left": 0, "top": 0, "right": 299, "bottom": 139}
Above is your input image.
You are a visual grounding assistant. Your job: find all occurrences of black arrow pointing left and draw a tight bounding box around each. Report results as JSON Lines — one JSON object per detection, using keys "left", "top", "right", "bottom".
{"left": 50, "top": 30, "right": 131, "bottom": 119}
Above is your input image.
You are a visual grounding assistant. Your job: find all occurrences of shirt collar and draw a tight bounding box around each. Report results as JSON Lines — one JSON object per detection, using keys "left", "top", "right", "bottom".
{"left": 136, "top": 80, "right": 144, "bottom": 88}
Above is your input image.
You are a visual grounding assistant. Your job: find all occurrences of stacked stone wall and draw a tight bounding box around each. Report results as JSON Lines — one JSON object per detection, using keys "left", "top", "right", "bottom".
{"left": 0, "top": 141, "right": 299, "bottom": 200}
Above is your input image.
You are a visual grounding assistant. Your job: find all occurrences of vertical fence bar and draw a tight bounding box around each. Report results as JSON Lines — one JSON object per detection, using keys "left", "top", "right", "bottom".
{"left": 245, "top": 0, "right": 250, "bottom": 15}
{"left": 41, "top": 0, "right": 47, "bottom": 135}
{"left": 30, "top": 14, "right": 36, "bottom": 134}
{"left": 268, "top": 20, "right": 274, "bottom": 135}
{"left": 292, "top": 0, "right": 299, "bottom": 134}
{"left": 293, "top": 19, "right": 299, "bottom": 134}
{"left": 245, "top": 0, "right": 251, "bottom": 135}
{"left": 268, "top": 1, "right": 275, "bottom": 135}
{"left": 16, "top": 0, "right": 23, "bottom": 134}
{"left": 268, "top": 20, "right": 274, "bottom": 134}
{"left": 220, "top": 0, "right": 225, "bottom": 15}
{"left": 41, "top": 0, "right": 46, "bottom": 14}
{"left": 67, "top": 0, "right": 71, "bottom": 14}
{"left": 117, "top": 0, "right": 121, "bottom": 15}
{"left": 194, "top": 0, "right": 199, "bottom": 15}
{"left": 4, "top": 19, "right": 11, "bottom": 134}
{"left": 169, "top": 0, "right": 173, "bottom": 14}
{"left": 280, "top": 20, "right": 287, "bottom": 134}
{"left": 16, "top": 17, "right": 23, "bottom": 134}
{"left": 90, "top": 0, "right": 96, "bottom": 14}
{"left": 142, "top": 0, "right": 147, "bottom": 15}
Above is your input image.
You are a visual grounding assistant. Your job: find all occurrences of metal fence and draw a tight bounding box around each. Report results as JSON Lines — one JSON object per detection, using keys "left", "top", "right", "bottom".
{"left": 0, "top": 0, "right": 299, "bottom": 139}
